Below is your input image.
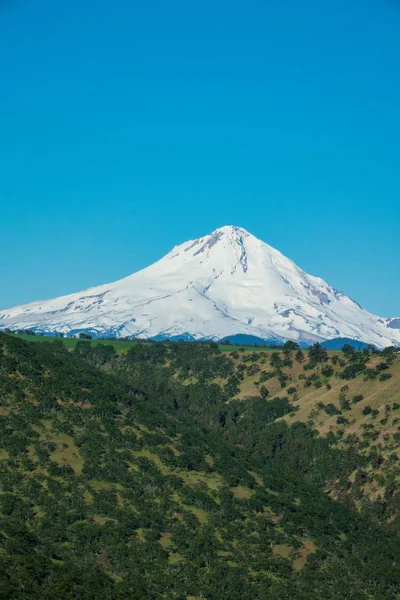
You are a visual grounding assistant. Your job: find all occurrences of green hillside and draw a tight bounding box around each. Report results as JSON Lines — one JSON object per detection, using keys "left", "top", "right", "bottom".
{"left": 230, "top": 344, "right": 400, "bottom": 516}
{"left": 0, "top": 334, "right": 399, "bottom": 599}
{"left": 10, "top": 333, "right": 270, "bottom": 354}
{"left": 8, "top": 333, "right": 137, "bottom": 352}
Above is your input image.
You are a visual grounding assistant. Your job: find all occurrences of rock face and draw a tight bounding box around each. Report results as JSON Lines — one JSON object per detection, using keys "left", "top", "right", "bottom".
{"left": 0, "top": 225, "right": 399, "bottom": 347}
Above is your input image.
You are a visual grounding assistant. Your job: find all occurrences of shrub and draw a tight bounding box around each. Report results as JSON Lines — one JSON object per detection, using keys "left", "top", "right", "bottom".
{"left": 259, "top": 370, "right": 274, "bottom": 382}
{"left": 379, "top": 373, "right": 392, "bottom": 382}
{"left": 283, "top": 341, "right": 299, "bottom": 352}
{"left": 308, "top": 343, "right": 328, "bottom": 363}
{"left": 339, "top": 395, "right": 351, "bottom": 411}
{"left": 321, "top": 365, "right": 334, "bottom": 377}
{"left": 339, "top": 363, "right": 366, "bottom": 379}
{"left": 352, "top": 395, "right": 364, "bottom": 404}
{"left": 342, "top": 344, "right": 355, "bottom": 356}
{"left": 324, "top": 403, "right": 341, "bottom": 416}
{"left": 295, "top": 350, "right": 304, "bottom": 362}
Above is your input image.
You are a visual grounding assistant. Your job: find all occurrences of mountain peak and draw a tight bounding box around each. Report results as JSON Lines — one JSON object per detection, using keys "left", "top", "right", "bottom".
{"left": 212, "top": 225, "right": 251, "bottom": 236}
{"left": 171, "top": 225, "right": 255, "bottom": 263}
{"left": 185, "top": 225, "right": 253, "bottom": 252}
{"left": 178, "top": 225, "right": 270, "bottom": 263}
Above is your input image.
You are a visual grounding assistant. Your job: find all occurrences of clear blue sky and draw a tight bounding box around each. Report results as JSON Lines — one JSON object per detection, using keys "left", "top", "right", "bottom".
{"left": 1, "top": 0, "right": 399, "bottom": 316}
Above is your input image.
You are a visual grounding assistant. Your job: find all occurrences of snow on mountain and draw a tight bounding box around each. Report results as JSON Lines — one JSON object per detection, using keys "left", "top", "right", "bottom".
{"left": 0, "top": 225, "right": 399, "bottom": 347}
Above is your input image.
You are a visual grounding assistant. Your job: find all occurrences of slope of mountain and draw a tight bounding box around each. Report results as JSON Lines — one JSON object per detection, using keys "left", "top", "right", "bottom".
{"left": 1, "top": 333, "right": 400, "bottom": 599}
{"left": 1, "top": 226, "right": 398, "bottom": 347}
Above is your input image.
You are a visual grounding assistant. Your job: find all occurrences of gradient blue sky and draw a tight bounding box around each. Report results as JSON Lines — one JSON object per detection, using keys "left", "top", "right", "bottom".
{"left": 1, "top": 0, "right": 399, "bottom": 316}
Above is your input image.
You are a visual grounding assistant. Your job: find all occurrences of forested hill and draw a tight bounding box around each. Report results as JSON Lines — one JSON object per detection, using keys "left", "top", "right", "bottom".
{"left": 0, "top": 334, "right": 400, "bottom": 599}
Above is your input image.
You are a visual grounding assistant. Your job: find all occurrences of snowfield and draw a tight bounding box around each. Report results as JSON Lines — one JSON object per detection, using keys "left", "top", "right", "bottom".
{"left": 1, "top": 226, "right": 399, "bottom": 347}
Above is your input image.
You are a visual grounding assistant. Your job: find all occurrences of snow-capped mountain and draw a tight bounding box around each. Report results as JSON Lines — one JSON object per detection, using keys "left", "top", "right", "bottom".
{"left": 1, "top": 226, "right": 399, "bottom": 347}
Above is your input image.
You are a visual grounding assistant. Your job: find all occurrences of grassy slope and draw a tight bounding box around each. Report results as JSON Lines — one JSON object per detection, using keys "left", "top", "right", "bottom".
{"left": 12, "top": 333, "right": 273, "bottom": 354}
{"left": 12, "top": 335, "right": 400, "bottom": 499}
{"left": 10, "top": 333, "right": 136, "bottom": 352}
{"left": 228, "top": 349, "right": 400, "bottom": 511}
{"left": 1, "top": 334, "right": 400, "bottom": 599}
{"left": 14, "top": 334, "right": 400, "bottom": 508}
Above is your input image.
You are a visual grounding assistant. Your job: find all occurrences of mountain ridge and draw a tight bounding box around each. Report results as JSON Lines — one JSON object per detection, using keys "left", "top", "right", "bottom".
{"left": 1, "top": 225, "right": 399, "bottom": 348}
